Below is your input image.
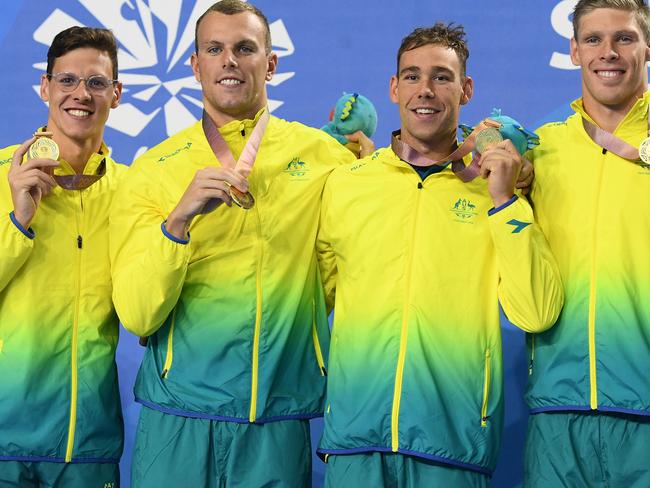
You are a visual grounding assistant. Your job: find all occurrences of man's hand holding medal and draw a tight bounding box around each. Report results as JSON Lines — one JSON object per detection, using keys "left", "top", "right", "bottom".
{"left": 8, "top": 134, "right": 60, "bottom": 229}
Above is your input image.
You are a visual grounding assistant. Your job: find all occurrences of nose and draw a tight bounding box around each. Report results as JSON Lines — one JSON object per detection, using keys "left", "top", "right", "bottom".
{"left": 222, "top": 49, "right": 238, "bottom": 69}
{"left": 599, "top": 39, "right": 619, "bottom": 61}
{"left": 417, "top": 81, "right": 436, "bottom": 99}
{"left": 72, "top": 79, "right": 92, "bottom": 100}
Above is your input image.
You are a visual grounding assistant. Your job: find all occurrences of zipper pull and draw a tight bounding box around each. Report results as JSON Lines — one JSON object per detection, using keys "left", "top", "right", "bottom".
{"left": 77, "top": 235, "right": 83, "bottom": 249}
{"left": 528, "top": 360, "right": 533, "bottom": 376}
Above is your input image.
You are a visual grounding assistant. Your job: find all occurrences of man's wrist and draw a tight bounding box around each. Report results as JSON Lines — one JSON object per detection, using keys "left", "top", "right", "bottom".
{"left": 165, "top": 211, "right": 190, "bottom": 240}
{"left": 491, "top": 192, "right": 515, "bottom": 208}
{"left": 12, "top": 209, "right": 33, "bottom": 230}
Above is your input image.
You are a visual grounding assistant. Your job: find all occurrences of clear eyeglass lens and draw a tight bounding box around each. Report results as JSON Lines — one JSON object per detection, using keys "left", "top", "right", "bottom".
{"left": 51, "top": 73, "right": 112, "bottom": 92}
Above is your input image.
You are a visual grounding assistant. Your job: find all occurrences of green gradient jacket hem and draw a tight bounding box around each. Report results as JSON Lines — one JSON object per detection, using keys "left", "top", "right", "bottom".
{"left": 317, "top": 148, "right": 563, "bottom": 473}
{"left": 110, "top": 113, "right": 355, "bottom": 422}
{"left": 0, "top": 140, "right": 126, "bottom": 463}
{"left": 527, "top": 94, "right": 650, "bottom": 417}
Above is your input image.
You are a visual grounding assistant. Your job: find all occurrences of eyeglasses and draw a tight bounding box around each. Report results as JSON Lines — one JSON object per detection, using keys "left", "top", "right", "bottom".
{"left": 47, "top": 72, "right": 117, "bottom": 93}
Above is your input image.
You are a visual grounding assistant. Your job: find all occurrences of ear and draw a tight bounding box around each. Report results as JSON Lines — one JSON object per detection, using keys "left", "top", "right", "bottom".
{"left": 111, "top": 81, "right": 123, "bottom": 109}
{"left": 265, "top": 52, "right": 278, "bottom": 81}
{"left": 389, "top": 75, "right": 399, "bottom": 104}
{"left": 190, "top": 52, "right": 201, "bottom": 82}
{"left": 40, "top": 74, "right": 50, "bottom": 102}
{"left": 570, "top": 37, "right": 581, "bottom": 66}
{"left": 460, "top": 76, "right": 473, "bottom": 106}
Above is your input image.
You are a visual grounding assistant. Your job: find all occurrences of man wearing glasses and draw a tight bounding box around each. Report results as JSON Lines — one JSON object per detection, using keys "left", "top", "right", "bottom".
{"left": 0, "top": 26, "right": 125, "bottom": 487}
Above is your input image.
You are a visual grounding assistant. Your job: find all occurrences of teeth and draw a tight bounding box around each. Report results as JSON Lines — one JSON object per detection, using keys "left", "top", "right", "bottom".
{"left": 219, "top": 79, "right": 242, "bottom": 85}
{"left": 67, "top": 109, "right": 90, "bottom": 117}
{"left": 597, "top": 71, "right": 622, "bottom": 78}
{"left": 415, "top": 108, "right": 436, "bottom": 114}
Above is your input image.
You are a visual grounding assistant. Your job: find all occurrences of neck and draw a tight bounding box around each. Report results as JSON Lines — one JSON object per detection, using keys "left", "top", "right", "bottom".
{"left": 582, "top": 91, "right": 645, "bottom": 133}
{"left": 49, "top": 129, "right": 102, "bottom": 174}
{"left": 204, "top": 101, "right": 266, "bottom": 128}
{"left": 400, "top": 130, "right": 456, "bottom": 162}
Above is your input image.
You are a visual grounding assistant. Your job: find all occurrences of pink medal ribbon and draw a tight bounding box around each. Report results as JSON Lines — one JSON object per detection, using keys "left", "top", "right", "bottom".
{"left": 390, "top": 118, "right": 501, "bottom": 183}
{"left": 202, "top": 109, "right": 270, "bottom": 208}
{"left": 581, "top": 109, "right": 650, "bottom": 162}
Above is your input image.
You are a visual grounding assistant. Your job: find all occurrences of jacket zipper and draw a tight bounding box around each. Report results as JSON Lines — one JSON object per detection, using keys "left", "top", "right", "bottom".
{"left": 249, "top": 206, "right": 264, "bottom": 422}
{"left": 481, "top": 348, "right": 492, "bottom": 427}
{"left": 390, "top": 181, "right": 421, "bottom": 452}
{"left": 588, "top": 152, "right": 606, "bottom": 409}
{"left": 65, "top": 192, "right": 83, "bottom": 462}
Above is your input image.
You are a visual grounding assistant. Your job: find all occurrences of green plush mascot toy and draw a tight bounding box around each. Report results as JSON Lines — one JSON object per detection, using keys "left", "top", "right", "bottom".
{"left": 460, "top": 108, "right": 540, "bottom": 155}
{"left": 321, "top": 92, "right": 378, "bottom": 145}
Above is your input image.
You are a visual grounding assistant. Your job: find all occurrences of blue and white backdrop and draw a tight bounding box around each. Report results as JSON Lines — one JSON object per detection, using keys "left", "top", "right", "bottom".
{"left": 0, "top": 1, "right": 591, "bottom": 487}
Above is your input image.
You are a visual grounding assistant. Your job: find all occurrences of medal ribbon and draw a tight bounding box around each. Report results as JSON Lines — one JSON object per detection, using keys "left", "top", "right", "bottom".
{"left": 581, "top": 109, "right": 650, "bottom": 161}
{"left": 54, "top": 162, "right": 105, "bottom": 190}
{"left": 202, "top": 109, "right": 270, "bottom": 178}
{"left": 390, "top": 118, "right": 501, "bottom": 183}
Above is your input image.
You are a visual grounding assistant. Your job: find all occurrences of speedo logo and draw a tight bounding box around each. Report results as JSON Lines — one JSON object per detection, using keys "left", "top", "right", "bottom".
{"left": 157, "top": 142, "right": 192, "bottom": 163}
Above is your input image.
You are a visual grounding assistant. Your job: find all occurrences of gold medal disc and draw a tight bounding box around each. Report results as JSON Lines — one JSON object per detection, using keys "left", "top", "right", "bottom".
{"left": 229, "top": 186, "right": 255, "bottom": 209}
{"left": 639, "top": 137, "right": 650, "bottom": 164}
{"left": 475, "top": 127, "right": 504, "bottom": 154}
{"left": 28, "top": 136, "right": 60, "bottom": 161}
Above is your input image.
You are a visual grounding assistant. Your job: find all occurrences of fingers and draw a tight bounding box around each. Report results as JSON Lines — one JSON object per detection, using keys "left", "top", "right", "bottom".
{"left": 19, "top": 170, "right": 58, "bottom": 194}
{"left": 516, "top": 158, "right": 534, "bottom": 194}
{"left": 516, "top": 159, "right": 534, "bottom": 186}
{"left": 345, "top": 131, "right": 375, "bottom": 158}
{"left": 16, "top": 158, "right": 60, "bottom": 172}
{"left": 496, "top": 138, "right": 519, "bottom": 156}
{"left": 344, "top": 141, "right": 361, "bottom": 158}
{"left": 11, "top": 137, "right": 37, "bottom": 167}
{"left": 198, "top": 167, "right": 249, "bottom": 193}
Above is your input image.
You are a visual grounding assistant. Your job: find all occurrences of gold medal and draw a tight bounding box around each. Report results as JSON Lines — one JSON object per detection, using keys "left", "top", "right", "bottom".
{"left": 639, "top": 137, "right": 650, "bottom": 164}
{"left": 475, "top": 127, "right": 503, "bottom": 154}
{"left": 28, "top": 133, "right": 59, "bottom": 161}
{"left": 229, "top": 186, "right": 255, "bottom": 209}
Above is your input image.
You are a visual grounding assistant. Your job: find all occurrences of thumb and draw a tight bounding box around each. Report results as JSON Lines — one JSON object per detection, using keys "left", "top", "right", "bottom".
{"left": 12, "top": 137, "right": 36, "bottom": 168}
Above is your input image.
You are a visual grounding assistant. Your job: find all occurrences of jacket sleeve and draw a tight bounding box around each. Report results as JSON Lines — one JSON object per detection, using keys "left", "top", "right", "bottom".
{"left": 488, "top": 194, "right": 563, "bottom": 333}
{"left": 0, "top": 168, "right": 34, "bottom": 293}
{"left": 109, "top": 162, "right": 191, "bottom": 336}
{"left": 316, "top": 173, "right": 338, "bottom": 314}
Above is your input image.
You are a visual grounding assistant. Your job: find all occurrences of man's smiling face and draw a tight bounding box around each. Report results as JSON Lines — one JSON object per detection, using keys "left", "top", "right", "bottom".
{"left": 191, "top": 10, "right": 277, "bottom": 124}
{"left": 571, "top": 7, "right": 650, "bottom": 113}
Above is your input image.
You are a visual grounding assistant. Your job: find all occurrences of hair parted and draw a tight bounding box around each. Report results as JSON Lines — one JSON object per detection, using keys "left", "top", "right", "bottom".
{"left": 47, "top": 26, "right": 118, "bottom": 79}
{"left": 397, "top": 22, "right": 469, "bottom": 76}
{"left": 573, "top": 0, "right": 650, "bottom": 39}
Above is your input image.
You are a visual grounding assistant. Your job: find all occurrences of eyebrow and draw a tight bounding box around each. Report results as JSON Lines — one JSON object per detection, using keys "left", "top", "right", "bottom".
{"left": 580, "top": 29, "right": 640, "bottom": 39}
{"left": 399, "top": 66, "right": 455, "bottom": 77}
{"left": 201, "top": 38, "right": 258, "bottom": 48}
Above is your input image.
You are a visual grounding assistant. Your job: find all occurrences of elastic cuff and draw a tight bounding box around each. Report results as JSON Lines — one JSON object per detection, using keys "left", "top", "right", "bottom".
{"left": 9, "top": 212, "right": 35, "bottom": 239}
{"left": 161, "top": 221, "right": 189, "bottom": 245}
{"left": 488, "top": 195, "right": 518, "bottom": 216}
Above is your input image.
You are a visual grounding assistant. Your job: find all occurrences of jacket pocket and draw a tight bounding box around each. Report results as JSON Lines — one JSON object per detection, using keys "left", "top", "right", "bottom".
{"left": 312, "top": 301, "right": 327, "bottom": 376}
{"left": 528, "top": 334, "right": 535, "bottom": 376}
{"left": 481, "top": 348, "right": 491, "bottom": 427}
{"left": 161, "top": 309, "right": 177, "bottom": 379}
